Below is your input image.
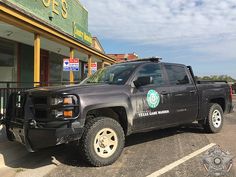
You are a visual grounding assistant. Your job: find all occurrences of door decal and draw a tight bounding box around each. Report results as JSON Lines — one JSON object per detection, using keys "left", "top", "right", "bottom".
{"left": 146, "top": 90, "right": 160, "bottom": 109}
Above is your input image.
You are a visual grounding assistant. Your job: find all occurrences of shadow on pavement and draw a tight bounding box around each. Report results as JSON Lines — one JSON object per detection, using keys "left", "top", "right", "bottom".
{"left": 0, "top": 123, "right": 206, "bottom": 170}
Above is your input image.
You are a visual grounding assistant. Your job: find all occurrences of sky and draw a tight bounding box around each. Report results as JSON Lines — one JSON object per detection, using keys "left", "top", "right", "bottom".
{"left": 80, "top": 0, "right": 236, "bottom": 78}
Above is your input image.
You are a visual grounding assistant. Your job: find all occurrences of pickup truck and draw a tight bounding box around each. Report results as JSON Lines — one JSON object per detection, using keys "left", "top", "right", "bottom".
{"left": 1, "top": 58, "right": 234, "bottom": 166}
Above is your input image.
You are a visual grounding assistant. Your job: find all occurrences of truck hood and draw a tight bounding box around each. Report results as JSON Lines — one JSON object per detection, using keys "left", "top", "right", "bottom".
{"left": 27, "top": 84, "right": 125, "bottom": 95}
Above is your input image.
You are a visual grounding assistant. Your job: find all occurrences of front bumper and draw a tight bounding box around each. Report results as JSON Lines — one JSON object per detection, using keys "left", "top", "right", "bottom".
{"left": 10, "top": 122, "right": 83, "bottom": 152}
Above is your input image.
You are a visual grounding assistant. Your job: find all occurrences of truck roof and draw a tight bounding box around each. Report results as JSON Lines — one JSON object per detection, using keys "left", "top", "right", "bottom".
{"left": 118, "top": 57, "right": 186, "bottom": 67}
{"left": 125, "top": 57, "right": 162, "bottom": 63}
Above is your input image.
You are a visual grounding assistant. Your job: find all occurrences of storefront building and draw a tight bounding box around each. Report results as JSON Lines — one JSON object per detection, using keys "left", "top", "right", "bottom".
{"left": 108, "top": 53, "right": 139, "bottom": 63}
{"left": 0, "top": 0, "right": 115, "bottom": 87}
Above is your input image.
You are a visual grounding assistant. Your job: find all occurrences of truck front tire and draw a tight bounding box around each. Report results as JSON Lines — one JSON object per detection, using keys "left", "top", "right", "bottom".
{"left": 80, "top": 117, "right": 125, "bottom": 166}
{"left": 202, "top": 103, "right": 224, "bottom": 133}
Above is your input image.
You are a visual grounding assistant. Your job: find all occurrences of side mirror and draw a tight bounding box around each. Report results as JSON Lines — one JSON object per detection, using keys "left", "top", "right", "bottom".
{"left": 133, "top": 76, "right": 153, "bottom": 88}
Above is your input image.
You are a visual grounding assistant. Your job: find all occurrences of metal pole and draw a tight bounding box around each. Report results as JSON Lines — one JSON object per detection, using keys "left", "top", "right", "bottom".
{"left": 88, "top": 55, "right": 92, "bottom": 77}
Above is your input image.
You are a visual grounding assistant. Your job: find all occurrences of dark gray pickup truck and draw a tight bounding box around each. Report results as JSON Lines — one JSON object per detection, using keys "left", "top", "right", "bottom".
{"left": 1, "top": 58, "right": 234, "bottom": 166}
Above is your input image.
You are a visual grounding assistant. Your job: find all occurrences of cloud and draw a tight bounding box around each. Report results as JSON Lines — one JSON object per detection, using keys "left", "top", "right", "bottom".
{"left": 80, "top": 0, "right": 236, "bottom": 43}
{"left": 80, "top": 0, "right": 236, "bottom": 63}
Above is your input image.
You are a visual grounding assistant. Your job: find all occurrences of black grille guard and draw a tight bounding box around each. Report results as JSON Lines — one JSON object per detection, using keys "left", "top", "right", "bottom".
{"left": 0, "top": 113, "right": 5, "bottom": 125}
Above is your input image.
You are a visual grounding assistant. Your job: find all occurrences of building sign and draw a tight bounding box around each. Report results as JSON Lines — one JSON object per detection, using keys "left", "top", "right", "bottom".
{"left": 73, "top": 22, "right": 92, "bottom": 46}
{"left": 42, "top": 0, "right": 68, "bottom": 19}
{"left": 4, "top": 0, "right": 91, "bottom": 46}
{"left": 63, "top": 58, "right": 79, "bottom": 71}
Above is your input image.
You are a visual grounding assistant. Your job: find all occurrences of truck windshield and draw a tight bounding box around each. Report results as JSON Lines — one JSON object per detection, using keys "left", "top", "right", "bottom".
{"left": 81, "top": 63, "right": 140, "bottom": 85}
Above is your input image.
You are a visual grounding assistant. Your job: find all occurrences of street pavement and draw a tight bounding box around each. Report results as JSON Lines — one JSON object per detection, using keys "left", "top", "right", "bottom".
{"left": 1, "top": 97, "right": 236, "bottom": 177}
{"left": 46, "top": 97, "right": 236, "bottom": 177}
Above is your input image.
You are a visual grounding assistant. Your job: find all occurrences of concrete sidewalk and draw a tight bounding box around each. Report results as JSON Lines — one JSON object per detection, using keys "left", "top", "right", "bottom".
{"left": 0, "top": 126, "right": 62, "bottom": 177}
{"left": 0, "top": 141, "right": 61, "bottom": 177}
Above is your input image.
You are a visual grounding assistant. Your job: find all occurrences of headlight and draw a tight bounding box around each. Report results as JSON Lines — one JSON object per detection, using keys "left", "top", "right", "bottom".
{"left": 51, "top": 95, "right": 77, "bottom": 119}
{"left": 51, "top": 97, "right": 63, "bottom": 105}
{"left": 52, "top": 110, "right": 73, "bottom": 119}
{"left": 51, "top": 97, "right": 74, "bottom": 105}
{"left": 52, "top": 110, "right": 74, "bottom": 119}
{"left": 51, "top": 110, "right": 64, "bottom": 118}
{"left": 63, "top": 97, "right": 73, "bottom": 104}
{"left": 63, "top": 110, "right": 73, "bottom": 118}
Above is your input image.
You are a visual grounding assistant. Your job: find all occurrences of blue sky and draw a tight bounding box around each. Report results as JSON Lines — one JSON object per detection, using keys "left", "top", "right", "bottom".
{"left": 80, "top": 0, "right": 236, "bottom": 78}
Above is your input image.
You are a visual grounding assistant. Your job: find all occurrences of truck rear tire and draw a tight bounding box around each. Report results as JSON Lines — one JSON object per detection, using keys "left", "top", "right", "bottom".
{"left": 202, "top": 103, "right": 224, "bottom": 133}
{"left": 79, "top": 117, "right": 125, "bottom": 166}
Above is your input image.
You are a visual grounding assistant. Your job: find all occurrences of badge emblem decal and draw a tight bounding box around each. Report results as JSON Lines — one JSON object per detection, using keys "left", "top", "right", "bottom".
{"left": 147, "top": 90, "right": 160, "bottom": 109}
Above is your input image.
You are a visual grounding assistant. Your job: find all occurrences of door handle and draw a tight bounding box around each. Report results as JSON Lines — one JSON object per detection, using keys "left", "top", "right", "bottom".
{"left": 175, "top": 93, "right": 184, "bottom": 97}
{"left": 160, "top": 91, "right": 168, "bottom": 95}
{"left": 189, "top": 90, "right": 196, "bottom": 94}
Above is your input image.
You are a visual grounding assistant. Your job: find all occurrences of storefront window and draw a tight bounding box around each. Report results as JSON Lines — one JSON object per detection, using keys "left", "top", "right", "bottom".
{"left": 62, "top": 69, "right": 80, "bottom": 83}
{"left": 49, "top": 52, "right": 63, "bottom": 83}
{"left": 0, "top": 38, "right": 17, "bottom": 82}
{"left": 0, "top": 39, "right": 15, "bottom": 67}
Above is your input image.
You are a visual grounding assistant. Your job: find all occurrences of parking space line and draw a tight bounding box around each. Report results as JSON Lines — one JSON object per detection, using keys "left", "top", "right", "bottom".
{"left": 146, "top": 143, "right": 216, "bottom": 177}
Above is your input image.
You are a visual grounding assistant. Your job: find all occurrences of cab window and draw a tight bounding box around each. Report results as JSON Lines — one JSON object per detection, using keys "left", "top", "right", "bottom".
{"left": 136, "top": 64, "right": 165, "bottom": 86}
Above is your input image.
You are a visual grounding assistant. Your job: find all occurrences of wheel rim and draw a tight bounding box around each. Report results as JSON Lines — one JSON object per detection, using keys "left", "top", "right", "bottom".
{"left": 94, "top": 128, "right": 118, "bottom": 158}
{"left": 212, "top": 110, "right": 222, "bottom": 128}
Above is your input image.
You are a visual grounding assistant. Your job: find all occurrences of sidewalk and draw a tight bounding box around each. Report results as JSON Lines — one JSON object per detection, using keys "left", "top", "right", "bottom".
{"left": 0, "top": 126, "right": 62, "bottom": 177}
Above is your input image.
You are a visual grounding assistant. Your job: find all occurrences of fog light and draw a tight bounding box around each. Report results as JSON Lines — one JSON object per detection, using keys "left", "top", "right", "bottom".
{"left": 64, "top": 111, "right": 73, "bottom": 118}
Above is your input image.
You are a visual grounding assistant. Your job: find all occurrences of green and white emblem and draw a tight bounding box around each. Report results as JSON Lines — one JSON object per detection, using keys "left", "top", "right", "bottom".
{"left": 147, "top": 90, "right": 160, "bottom": 109}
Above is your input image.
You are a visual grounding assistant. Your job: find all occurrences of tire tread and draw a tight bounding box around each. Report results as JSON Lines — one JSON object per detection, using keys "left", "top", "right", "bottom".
{"left": 79, "top": 117, "right": 125, "bottom": 166}
{"left": 203, "top": 103, "right": 223, "bottom": 133}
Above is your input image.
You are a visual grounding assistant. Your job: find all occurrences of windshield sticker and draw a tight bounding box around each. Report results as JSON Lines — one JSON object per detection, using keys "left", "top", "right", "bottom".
{"left": 147, "top": 90, "right": 160, "bottom": 109}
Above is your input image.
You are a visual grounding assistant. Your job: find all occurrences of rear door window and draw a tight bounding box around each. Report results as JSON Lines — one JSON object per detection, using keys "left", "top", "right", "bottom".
{"left": 164, "top": 64, "right": 190, "bottom": 85}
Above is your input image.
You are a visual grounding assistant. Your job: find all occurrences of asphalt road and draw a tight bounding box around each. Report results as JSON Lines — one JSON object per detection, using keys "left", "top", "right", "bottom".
{"left": 44, "top": 98, "right": 236, "bottom": 177}
{"left": 1, "top": 98, "right": 235, "bottom": 177}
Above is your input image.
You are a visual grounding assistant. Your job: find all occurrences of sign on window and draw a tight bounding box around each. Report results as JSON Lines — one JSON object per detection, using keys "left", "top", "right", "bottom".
{"left": 63, "top": 58, "right": 79, "bottom": 71}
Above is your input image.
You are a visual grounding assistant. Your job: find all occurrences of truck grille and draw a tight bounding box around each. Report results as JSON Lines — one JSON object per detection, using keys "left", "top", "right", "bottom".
{"left": 32, "top": 96, "right": 49, "bottom": 120}
{"left": 33, "top": 97, "right": 47, "bottom": 105}
{"left": 35, "top": 109, "right": 48, "bottom": 119}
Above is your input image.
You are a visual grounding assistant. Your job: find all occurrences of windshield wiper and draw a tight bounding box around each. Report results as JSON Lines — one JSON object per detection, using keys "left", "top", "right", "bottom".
{"left": 86, "top": 81, "right": 99, "bottom": 83}
{"left": 86, "top": 81, "right": 114, "bottom": 84}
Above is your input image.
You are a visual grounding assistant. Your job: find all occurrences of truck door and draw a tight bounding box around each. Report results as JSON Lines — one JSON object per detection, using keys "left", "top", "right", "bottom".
{"left": 131, "top": 63, "right": 171, "bottom": 131}
{"left": 164, "top": 64, "right": 198, "bottom": 124}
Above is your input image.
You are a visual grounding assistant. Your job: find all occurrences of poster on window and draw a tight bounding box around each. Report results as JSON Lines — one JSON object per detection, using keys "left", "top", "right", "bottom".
{"left": 84, "top": 62, "right": 97, "bottom": 75}
{"left": 63, "top": 58, "right": 79, "bottom": 71}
